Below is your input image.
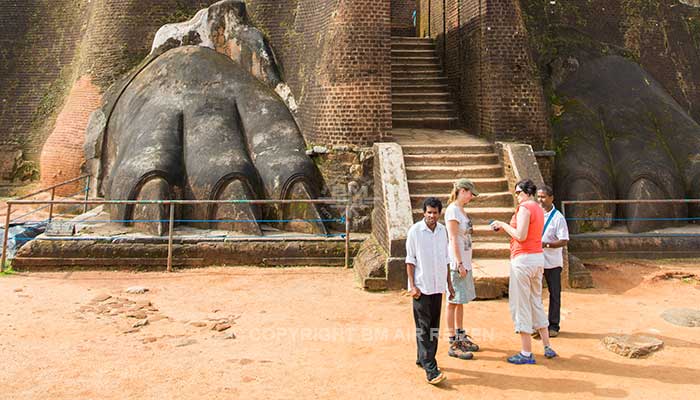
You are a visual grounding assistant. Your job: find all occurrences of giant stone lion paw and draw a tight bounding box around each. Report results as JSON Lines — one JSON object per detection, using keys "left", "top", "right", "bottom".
{"left": 554, "top": 56, "right": 700, "bottom": 233}
{"left": 98, "top": 46, "right": 327, "bottom": 236}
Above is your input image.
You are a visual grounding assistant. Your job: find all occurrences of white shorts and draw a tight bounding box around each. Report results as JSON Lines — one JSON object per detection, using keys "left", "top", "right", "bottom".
{"left": 509, "top": 253, "right": 549, "bottom": 334}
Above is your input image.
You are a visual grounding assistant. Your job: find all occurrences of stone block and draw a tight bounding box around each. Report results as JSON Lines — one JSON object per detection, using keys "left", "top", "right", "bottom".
{"left": 602, "top": 335, "right": 663, "bottom": 358}
{"left": 661, "top": 308, "right": 700, "bottom": 327}
{"left": 372, "top": 143, "right": 413, "bottom": 257}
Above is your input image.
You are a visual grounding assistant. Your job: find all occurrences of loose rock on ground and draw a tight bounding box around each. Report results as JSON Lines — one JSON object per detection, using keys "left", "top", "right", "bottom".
{"left": 661, "top": 308, "right": 700, "bottom": 327}
{"left": 602, "top": 334, "right": 664, "bottom": 358}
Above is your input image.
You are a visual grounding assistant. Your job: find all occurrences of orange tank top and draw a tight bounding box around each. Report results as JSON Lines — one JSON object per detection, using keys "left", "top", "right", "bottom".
{"left": 509, "top": 201, "right": 544, "bottom": 259}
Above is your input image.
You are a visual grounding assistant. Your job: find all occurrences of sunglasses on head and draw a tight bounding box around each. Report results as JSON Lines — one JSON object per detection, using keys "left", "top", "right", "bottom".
{"left": 514, "top": 190, "right": 523, "bottom": 195}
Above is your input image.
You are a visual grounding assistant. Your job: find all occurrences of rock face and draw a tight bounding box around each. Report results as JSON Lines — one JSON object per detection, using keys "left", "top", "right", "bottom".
{"left": 661, "top": 308, "right": 700, "bottom": 327}
{"left": 519, "top": 0, "right": 700, "bottom": 235}
{"left": 679, "top": 0, "right": 700, "bottom": 8}
{"left": 150, "top": 0, "right": 299, "bottom": 114}
{"left": 83, "top": 1, "right": 328, "bottom": 237}
{"left": 603, "top": 335, "right": 664, "bottom": 358}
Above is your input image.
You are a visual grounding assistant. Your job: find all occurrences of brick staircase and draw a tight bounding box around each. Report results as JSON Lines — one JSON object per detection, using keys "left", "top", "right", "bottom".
{"left": 403, "top": 141, "right": 512, "bottom": 262}
{"left": 392, "top": 36, "right": 459, "bottom": 129}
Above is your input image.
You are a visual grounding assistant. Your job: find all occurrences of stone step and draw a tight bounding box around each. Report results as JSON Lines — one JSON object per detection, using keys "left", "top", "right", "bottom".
{"left": 410, "top": 221, "right": 510, "bottom": 243}
{"left": 472, "top": 242, "right": 511, "bottom": 258}
{"left": 405, "top": 165, "right": 503, "bottom": 180}
{"left": 391, "top": 44, "right": 437, "bottom": 53}
{"left": 391, "top": 51, "right": 440, "bottom": 60}
{"left": 393, "top": 109, "right": 457, "bottom": 119}
{"left": 392, "top": 101, "right": 454, "bottom": 112}
{"left": 391, "top": 56, "right": 441, "bottom": 65}
{"left": 408, "top": 177, "right": 508, "bottom": 193}
{"left": 392, "top": 70, "right": 444, "bottom": 79}
{"left": 391, "top": 49, "right": 436, "bottom": 58}
{"left": 12, "top": 235, "right": 366, "bottom": 270}
{"left": 392, "top": 37, "right": 435, "bottom": 44}
{"left": 392, "top": 64, "right": 443, "bottom": 72}
{"left": 401, "top": 144, "right": 494, "bottom": 155}
{"left": 392, "top": 84, "right": 450, "bottom": 93}
{"left": 392, "top": 76, "right": 448, "bottom": 85}
{"left": 472, "top": 259, "right": 511, "bottom": 299}
{"left": 391, "top": 37, "right": 435, "bottom": 48}
{"left": 403, "top": 153, "right": 499, "bottom": 166}
{"left": 410, "top": 191, "right": 513, "bottom": 208}
{"left": 472, "top": 225, "right": 511, "bottom": 241}
{"left": 392, "top": 92, "right": 451, "bottom": 102}
{"left": 412, "top": 206, "right": 514, "bottom": 225}
{"left": 392, "top": 117, "right": 459, "bottom": 129}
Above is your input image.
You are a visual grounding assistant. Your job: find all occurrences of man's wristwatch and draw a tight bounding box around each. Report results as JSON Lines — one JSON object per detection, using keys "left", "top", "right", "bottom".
{"left": 545, "top": 243, "right": 551, "bottom": 248}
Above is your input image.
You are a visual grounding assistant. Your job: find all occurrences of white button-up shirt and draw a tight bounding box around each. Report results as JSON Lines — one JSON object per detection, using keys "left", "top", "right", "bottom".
{"left": 542, "top": 208, "right": 570, "bottom": 269}
{"left": 405, "top": 219, "right": 449, "bottom": 295}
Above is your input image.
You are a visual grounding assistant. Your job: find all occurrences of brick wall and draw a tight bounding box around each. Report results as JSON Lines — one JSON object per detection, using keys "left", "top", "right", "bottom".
{"left": 0, "top": 0, "right": 87, "bottom": 178}
{"left": 535, "top": 155, "right": 553, "bottom": 187}
{"left": 391, "top": 0, "right": 417, "bottom": 36}
{"left": 39, "top": 76, "right": 101, "bottom": 195}
{"left": 420, "top": 0, "right": 551, "bottom": 150}
{"left": 0, "top": 1, "right": 215, "bottom": 185}
{"left": 77, "top": 1, "right": 214, "bottom": 89}
{"left": 246, "top": 0, "right": 392, "bottom": 147}
{"left": 5, "top": 1, "right": 393, "bottom": 192}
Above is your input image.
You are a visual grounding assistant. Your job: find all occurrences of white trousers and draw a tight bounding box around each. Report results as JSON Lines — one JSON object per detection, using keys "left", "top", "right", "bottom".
{"left": 509, "top": 253, "right": 549, "bottom": 334}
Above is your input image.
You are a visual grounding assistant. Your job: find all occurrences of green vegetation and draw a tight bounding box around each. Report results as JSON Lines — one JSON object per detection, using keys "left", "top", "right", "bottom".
{"left": 0, "top": 263, "right": 15, "bottom": 276}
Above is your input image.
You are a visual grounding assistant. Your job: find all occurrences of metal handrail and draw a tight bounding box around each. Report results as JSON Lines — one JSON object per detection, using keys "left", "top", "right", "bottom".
{"left": 15, "top": 175, "right": 89, "bottom": 200}
{"left": 7, "top": 175, "right": 91, "bottom": 225}
{"left": 1, "top": 197, "right": 352, "bottom": 273}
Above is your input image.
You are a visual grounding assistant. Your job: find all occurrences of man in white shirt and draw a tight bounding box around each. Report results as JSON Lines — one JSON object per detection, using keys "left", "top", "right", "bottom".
{"left": 537, "top": 185, "right": 570, "bottom": 338}
{"left": 406, "top": 197, "right": 454, "bottom": 385}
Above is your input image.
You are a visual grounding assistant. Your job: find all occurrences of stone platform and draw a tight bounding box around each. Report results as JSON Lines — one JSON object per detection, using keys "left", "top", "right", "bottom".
{"left": 569, "top": 224, "right": 700, "bottom": 259}
{"left": 12, "top": 208, "right": 364, "bottom": 271}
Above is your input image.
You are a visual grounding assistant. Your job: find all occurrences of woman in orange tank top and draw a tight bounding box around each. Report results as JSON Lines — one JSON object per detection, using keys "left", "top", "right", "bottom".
{"left": 490, "top": 179, "right": 558, "bottom": 364}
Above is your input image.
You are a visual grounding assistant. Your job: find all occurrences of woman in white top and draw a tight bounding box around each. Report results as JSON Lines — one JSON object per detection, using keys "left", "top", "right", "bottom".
{"left": 444, "top": 179, "right": 480, "bottom": 360}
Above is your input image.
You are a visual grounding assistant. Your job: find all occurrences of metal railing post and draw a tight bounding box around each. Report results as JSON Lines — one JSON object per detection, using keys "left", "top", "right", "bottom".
{"left": 344, "top": 202, "right": 351, "bottom": 269}
{"left": 83, "top": 176, "right": 90, "bottom": 214}
{"left": 48, "top": 187, "right": 56, "bottom": 223}
{"left": 561, "top": 201, "right": 567, "bottom": 228}
{"left": 167, "top": 202, "right": 175, "bottom": 272}
{"left": 1, "top": 203, "right": 11, "bottom": 272}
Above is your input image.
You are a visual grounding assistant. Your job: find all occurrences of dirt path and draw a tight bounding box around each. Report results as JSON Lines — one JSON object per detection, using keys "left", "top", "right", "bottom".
{"left": 1, "top": 260, "right": 699, "bottom": 399}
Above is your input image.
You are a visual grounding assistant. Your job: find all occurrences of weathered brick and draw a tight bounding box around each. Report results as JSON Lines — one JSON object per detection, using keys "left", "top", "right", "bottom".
{"left": 419, "top": 0, "right": 551, "bottom": 150}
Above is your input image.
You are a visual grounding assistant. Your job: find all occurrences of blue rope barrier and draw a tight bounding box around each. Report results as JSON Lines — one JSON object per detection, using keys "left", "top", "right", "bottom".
{"left": 16, "top": 218, "right": 345, "bottom": 224}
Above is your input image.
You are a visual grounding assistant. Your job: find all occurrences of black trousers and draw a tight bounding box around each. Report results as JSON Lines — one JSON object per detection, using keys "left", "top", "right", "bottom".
{"left": 544, "top": 267, "right": 562, "bottom": 332}
{"left": 413, "top": 293, "right": 442, "bottom": 374}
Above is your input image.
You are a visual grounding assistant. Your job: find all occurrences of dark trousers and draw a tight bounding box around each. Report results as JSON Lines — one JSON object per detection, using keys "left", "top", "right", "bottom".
{"left": 413, "top": 293, "right": 442, "bottom": 374}
{"left": 544, "top": 267, "right": 562, "bottom": 331}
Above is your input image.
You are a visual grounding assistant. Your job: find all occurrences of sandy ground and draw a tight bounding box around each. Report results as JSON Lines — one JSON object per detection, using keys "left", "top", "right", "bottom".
{"left": 2, "top": 260, "right": 700, "bottom": 399}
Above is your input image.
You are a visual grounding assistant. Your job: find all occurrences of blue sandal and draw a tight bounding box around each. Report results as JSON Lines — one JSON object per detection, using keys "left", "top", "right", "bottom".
{"left": 507, "top": 352, "right": 536, "bottom": 365}
{"left": 544, "top": 346, "right": 558, "bottom": 359}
